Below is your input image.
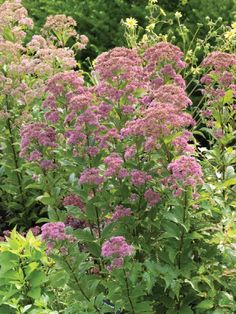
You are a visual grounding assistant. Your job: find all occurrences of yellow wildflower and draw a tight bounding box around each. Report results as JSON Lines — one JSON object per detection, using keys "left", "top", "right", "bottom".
{"left": 175, "top": 11, "right": 182, "bottom": 19}
{"left": 124, "top": 17, "right": 138, "bottom": 30}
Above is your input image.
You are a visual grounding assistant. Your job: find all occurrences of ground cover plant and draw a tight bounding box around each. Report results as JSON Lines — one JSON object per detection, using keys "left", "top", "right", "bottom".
{"left": 0, "top": 0, "right": 235, "bottom": 313}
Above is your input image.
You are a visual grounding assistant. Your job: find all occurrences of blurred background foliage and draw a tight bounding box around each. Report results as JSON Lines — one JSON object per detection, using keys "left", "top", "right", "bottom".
{"left": 11, "top": 0, "right": 236, "bottom": 59}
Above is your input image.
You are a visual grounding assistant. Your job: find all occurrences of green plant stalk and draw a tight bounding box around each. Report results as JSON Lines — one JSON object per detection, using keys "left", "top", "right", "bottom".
{"left": 63, "top": 256, "right": 101, "bottom": 313}
{"left": 123, "top": 268, "right": 136, "bottom": 314}
{"left": 5, "top": 97, "right": 26, "bottom": 221}
{"left": 176, "top": 189, "right": 189, "bottom": 310}
{"left": 177, "top": 190, "right": 189, "bottom": 269}
{"left": 85, "top": 127, "right": 99, "bottom": 238}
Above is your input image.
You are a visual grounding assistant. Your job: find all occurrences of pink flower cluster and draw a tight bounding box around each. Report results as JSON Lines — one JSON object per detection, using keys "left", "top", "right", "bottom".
{"left": 144, "top": 42, "right": 186, "bottom": 89}
{"left": 63, "top": 195, "right": 85, "bottom": 209}
{"left": 202, "top": 51, "right": 236, "bottom": 70}
{"left": 131, "top": 170, "right": 152, "bottom": 186}
{"left": 41, "top": 222, "right": 71, "bottom": 241}
{"left": 166, "top": 156, "right": 204, "bottom": 196}
{"left": 41, "top": 222, "right": 75, "bottom": 252}
{"left": 20, "top": 123, "right": 57, "bottom": 163}
{"left": 94, "top": 47, "right": 143, "bottom": 82}
{"left": 0, "top": 0, "right": 33, "bottom": 42}
{"left": 93, "top": 47, "right": 146, "bottom": 107}
{"left": 201, "top": 51, "right": 236, "bottom": 123}
{"left": 104, "top": 153, "right": 124, "bottom": 177}
{"left": 0, "top": 0, "right": 83, "bottom": 107}
{"left": 79, "top": 168, "right": 104, "bottom": 185}
{"left": 152, "top": 84, "right": 192, "bottom": 110}
{"left": 42, "top": 15, "right": 77, "bottom": 39}
{"left": 144, "top": 189, "right": 161, "bottom": 206}
{"left": 102, "top": 236, "right": 134, "bottom": 271}
{"left": 172, "top": 130, "right": 195, "bottom": 153}
{"left": 112, "top": 205, "right": 132, "bottom": 221}
{"left": 122, "top": 102, "right": 194, "bottom": 143}
{"left": 46, "top": 71, "right": 84, "bottom": 98}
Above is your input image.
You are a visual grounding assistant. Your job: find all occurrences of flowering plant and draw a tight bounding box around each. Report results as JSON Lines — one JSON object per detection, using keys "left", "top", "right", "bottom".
{"left": 0, "top": 1, "right": 235, "bottom": 313}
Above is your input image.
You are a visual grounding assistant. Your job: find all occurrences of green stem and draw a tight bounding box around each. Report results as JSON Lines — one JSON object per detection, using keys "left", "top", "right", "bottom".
{"left": 123, "top": 269, "right": 136, "bottom": 314}
{"left": 63, "top": 257, "right": 100, "bottom": 313}
{"left": 5, "top": 97, "right": 26, "bottom": 220}
{"left": 177, "top": 190, "right": 188, "bottom": 270}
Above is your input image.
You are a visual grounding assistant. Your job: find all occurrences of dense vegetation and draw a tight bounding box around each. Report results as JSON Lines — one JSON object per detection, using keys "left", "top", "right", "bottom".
{"left": 0, "top": 0, "right": 235, "bottom": 313}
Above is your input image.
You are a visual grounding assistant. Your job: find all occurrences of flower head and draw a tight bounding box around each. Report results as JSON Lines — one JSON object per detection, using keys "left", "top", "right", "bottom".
{"left": 123, "top": 17, "right": 138, "bottom": 29}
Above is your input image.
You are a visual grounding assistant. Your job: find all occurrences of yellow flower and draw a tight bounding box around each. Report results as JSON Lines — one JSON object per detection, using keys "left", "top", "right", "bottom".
{"left": 175, "top": 11, "right": 182, "bottom": 19}
{"left": 231, "top": 22, "right": 236, "bottom": 29}
{"left": 224, "top": 30, "right": 236, "bottom": 40}
{"left": 146, "top": 23, "right": 156, "bottom": 32}
{"left": 141, "top": 34, "right": 149, "bottom": 43}
{"left": 191, "top": 67, "right": 200, "bottom": 75}
{"left": 124, "top": 17, "right": 138, "bottom": 30}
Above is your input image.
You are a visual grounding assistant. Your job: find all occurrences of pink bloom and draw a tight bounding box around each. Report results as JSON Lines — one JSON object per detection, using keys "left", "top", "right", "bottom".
{"left": 104, "top": 153, "right": 123, "bottom": 177}
{"left": 101, "top": 236, "right": 133, "bottom": 258}
{"left": 41, "top": 222, "right": 74, "bottom": 242}
{"left": 107, "top": 257, "right": 124, "bottom": 271}
{"left": 40, "top": 160, "right": 56, "bottom": 170}
{"left": 46, "top": 71, "right": 84, "bottom": 97}
{"left": 124, "top": 145, "right": 136, "bottom": 159}
{"left": 79, "top": 168, "right": 103, "bottom": 185}
{"left": 45, "top": 111, "right": 60, "bottom": 123}
{"left": 202, "top": 51, "right": 236, "bottom": 70}
{"left": 20, "top": 123, "right": 57, "bottom": 161}
{"left": 63, "top": 195, "right": 84, "bottom": 209}
{"left": 144, "top": 189, "right": 161, "bottom": 206}
{"left": 118, "top": 168, "right": 129, "bottom": 179}
{"left": 166, "top": 156, "right": 204, "bottom": 195}
{"left": 28, "top": 150, "right": 42, "bottom": 161}
{"left": 112, "top": 205, "right": 132, "bottom": 221}
{"left": 172, "top": 130, "right": 194, "bottom": 153}
{"left": 131, "top": 170, "right": 152, "bottom": 186}
{"left": 30, "top": 226, "right": 41, "bottom": 236}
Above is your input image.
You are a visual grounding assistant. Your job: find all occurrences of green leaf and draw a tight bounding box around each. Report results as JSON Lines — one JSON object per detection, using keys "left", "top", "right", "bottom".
{"left": 222, "top": 178, "right": 236, "bottom": 188}
{"left": 27, "top": 287, "right": 41, "bottom": 299}
{"left": 29, "top": 270, "right": 46, "bottom": 287}
{"left": 179, "top": 305, "right": 194, "bottom": 314}
{"left": 36, "top": 194, "right": 55, "bottom": 206}
{"left": 22, "top": 305, "right": 32, "bottom": 313}
{"left": 87, "top": 242, "right": 101, "bottom": 257}
{"left": 223, "top": 89, "right": 233, "bottom": 104}
{"left": 196, "top": 299, "right": 214, "bottom": 310}
{"left": 72, "top": 229, "right": 95, "bottom": 242}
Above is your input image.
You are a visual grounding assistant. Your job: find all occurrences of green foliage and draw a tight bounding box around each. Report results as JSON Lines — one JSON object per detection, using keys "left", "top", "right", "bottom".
{"left": 0, "top": 0, "right": 235, "bottom": 313}
{"left": 17, "top": 0, "right": 236, "bottom": 58}
{"left": 0, "top": 230, "right": 51, "bottom": 313}
{"left": 22, "top": 0, "right": 147, "bottom": 58}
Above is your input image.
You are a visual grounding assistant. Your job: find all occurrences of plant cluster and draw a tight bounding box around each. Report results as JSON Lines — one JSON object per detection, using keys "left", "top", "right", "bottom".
{"left": 0, "top": 0, "right": 235, "bottom": 313}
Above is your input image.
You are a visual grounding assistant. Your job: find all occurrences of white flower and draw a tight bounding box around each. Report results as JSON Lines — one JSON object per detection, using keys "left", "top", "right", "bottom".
{"left": 123, "top": 18, "right": 138, "bottom": 30}
{"left": 175, "top": 11, "right": 182, "bottom": 19}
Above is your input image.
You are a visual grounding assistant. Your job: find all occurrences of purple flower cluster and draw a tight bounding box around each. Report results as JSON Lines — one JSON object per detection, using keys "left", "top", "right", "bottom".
{"left": 20, "top": 123, "right": 57, "bottom": 168}
{"left": 63, "top": 195, "right": 85, "bottom": 209}
{"left": 101, "top": 236, "right": 134, "bottom": 271}
{"left": 131, "top": 170, "right": 152, "bottom": 186}
{"left": 144, "top": 42, "right": 186, "bottom": 89}
{"left": 144, "top": 189, "right": 161, "bottom": 206}
{"left": 172, "top": 130, "right": 195, "bottom": 154}
{"left": 41, "top": 222, "right": 75, "bottom": 252}
{"left": 112, "top": 205, "right": 132, "bottom": 221}
{"left": 79, "top": 168, "right": 104, "bottom": 185}
{"left": 166, "top": 156, "right": 204, "bottom": 196}
{"left": 104, "top": 153, "right": 124, "bottom": 177}
{"left": 202, "top": 51, "right": 236, "bottom": 70}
